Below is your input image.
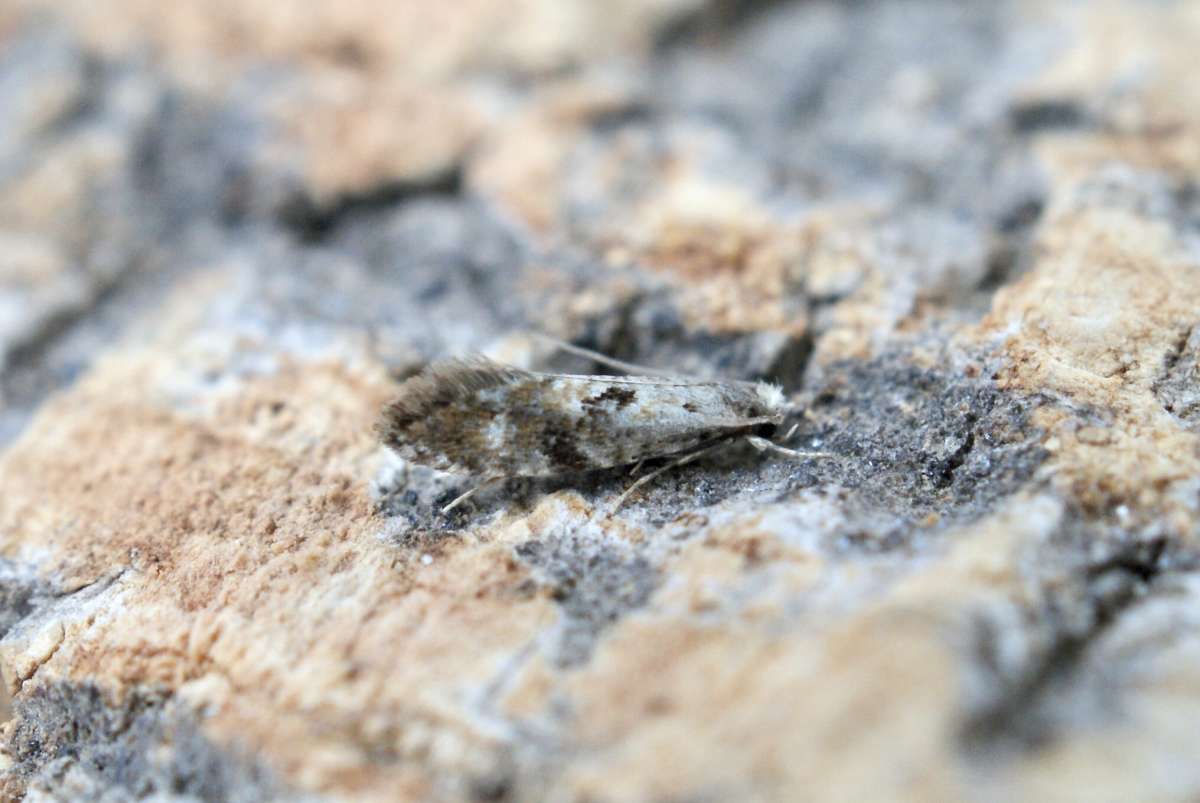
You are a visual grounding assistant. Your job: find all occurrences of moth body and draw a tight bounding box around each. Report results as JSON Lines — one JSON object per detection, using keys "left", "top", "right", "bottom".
{"left": 377, "top": 356, "right": 787, "bottom": 479}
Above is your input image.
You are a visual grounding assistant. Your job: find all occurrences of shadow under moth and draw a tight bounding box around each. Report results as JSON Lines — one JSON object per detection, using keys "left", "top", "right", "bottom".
{"left": 376, "top": 343, "right": 826, "bottom": 514}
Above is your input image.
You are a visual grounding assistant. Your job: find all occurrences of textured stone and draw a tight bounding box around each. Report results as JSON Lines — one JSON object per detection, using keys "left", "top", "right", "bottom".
{"left": 0, "top": 1, "right": 1198, "bottom": 801}
{"left": 11, "top": 0, "right": 703, "bottom": 208}
{"left": 6, "top": 683, "right": 287, "bottom": 802}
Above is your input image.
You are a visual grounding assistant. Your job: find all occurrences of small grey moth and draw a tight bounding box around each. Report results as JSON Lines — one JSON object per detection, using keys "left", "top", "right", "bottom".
{"left": 376, "top": 346, "right": 824, "bottom": 513}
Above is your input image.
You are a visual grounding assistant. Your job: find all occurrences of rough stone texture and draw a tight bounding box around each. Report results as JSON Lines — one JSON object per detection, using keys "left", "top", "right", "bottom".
{"left": 8, "top": 683, "right": 287, "bottom": 802}
{"left": 0, "top": 1, "right": 1197, "bottom": 801}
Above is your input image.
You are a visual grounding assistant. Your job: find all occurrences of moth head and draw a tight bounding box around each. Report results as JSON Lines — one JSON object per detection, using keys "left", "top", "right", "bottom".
{"left": 752, "top": 382, "right": 789, "bottom": 425}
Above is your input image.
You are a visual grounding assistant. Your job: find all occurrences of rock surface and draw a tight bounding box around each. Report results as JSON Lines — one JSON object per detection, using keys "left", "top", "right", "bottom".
{"left": 0, "top": 0, "right": 1197, "bottom": 800}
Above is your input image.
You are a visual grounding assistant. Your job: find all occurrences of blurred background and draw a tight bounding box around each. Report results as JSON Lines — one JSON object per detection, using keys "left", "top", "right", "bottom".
{"left": 3, "top": 0, "right": 1159, "bottom": 442}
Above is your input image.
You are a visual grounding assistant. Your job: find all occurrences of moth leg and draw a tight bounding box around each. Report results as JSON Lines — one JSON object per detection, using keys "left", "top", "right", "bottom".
{"left": 441, "top": 476, "right": 505, "bottom": 514}
{"left": 745, "top": 436, "right": 830, "bottom": 459}
{"left": 610, "top": 445, "right": 722, "bottom": 515}
{"left": 629, "top": 458, "right": 646, "bottom": 476}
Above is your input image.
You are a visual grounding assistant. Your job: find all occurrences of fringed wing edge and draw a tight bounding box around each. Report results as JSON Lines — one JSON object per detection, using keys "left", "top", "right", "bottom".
{"left": 376, "top": 356, "right": 530, "bottom": 442}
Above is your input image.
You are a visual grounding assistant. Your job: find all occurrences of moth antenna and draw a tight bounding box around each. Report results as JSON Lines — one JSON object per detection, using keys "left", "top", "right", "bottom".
{"left": 534, "top": 334, "right": 684, "bottom": 378}
{"left": 745, "top": 436, "right": 830, "bottom": 459}
{"left": 536, "top": 334, "right": 790, "bottom": 399}
{"left": 784, "top": 423, "right": 799, "bottom": 441}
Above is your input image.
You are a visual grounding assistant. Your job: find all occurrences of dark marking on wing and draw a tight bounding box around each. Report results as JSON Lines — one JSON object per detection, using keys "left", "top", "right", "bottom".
{"left": 682, "top": 402, "right": 699, "bottom": 413}
{"left": 545, "top": 427, "right": 590, "bottom": 471}
{"left": 583, "top": 386, "right": 638, "bottom": 410}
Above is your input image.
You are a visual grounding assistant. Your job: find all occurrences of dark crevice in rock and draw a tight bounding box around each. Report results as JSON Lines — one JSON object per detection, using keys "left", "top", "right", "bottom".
{"left": 1172, "top": 181, "right": 1200, "bottom": 235}
{"left": 37, "top": 52, "right": 107, "bottom": 141}
{"left": 470, "top": 769, "right": 516, "bottom": 802}
{"left": 1009, "top": 98, "right": 1091, "bottom": 134}
{"left": 976, "top": 172, "right": 1047, "bottom": 295}
{"left": 930, "top": 428, "right": 976, "bottom": 490}
{"left": 4, "top": 682, "right": 292, "bottom": 802}
{"left": 1161, "top": 326, "right": 1192, "bottom": 375}
{"left": 961, "top": 535, "right": 1168, "bottom": 753}
{"left": 1085, "top": 537, "right": 1168, "bottom": 585}
{"left": 1153, "top": 324, "right": 1200, "bottom": 429}
{"left": 977, "top": 242, "right": 1023, "bottom": 295}
{"left": 0, "top": 251, "right": 186, "bottom": 447}
{"left": 1, "top": 262, "right": 139, "bottom": 380}
{"left": 980, "top": 203, "right": 1043, "bottom": 294}
{"left": 652, "top": 0, "right": 794, "bottom": 51}
{"left": 996, "top": 197, "right": 1045, "bottom": 236}
{"left": 764, "top": 329, "right": 816, "bottom": 391}
{"left": 278, "top": 166, "right": 464, "bottom": 243}
{"left": 585, "top": 101, "right": 657, "bottom": 135}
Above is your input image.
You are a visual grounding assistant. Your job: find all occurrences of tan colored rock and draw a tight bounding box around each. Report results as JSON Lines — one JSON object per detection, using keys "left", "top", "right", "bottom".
{"left": 0, "top": 345, "right": 556, "bottom": 799}
{"left": 985, "top": 207, "right": 1200, "bottom": 530}
{"left": 24, "top": 0, "right": 701, "bottom": 80}
{"left": 265, "top": 72, "right": 480, "bottom": 205}
{"left": 9, "top": 0, "right": 702, "bottom": 205}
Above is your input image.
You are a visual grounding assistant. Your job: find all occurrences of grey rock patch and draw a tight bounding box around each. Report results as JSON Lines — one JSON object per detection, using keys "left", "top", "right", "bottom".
{"left": 1071, "top": 163, "right": 1200, "bottom": 256}
{"left": 0, "top": 21, "right": 89, "bottom": 175}
{"left": 7, "top": 683, "right": 301, "bottom": 803}
{"left": 0, "top": 559, "right": 54, "bottom": 643}
{"left": 652, "top": 0, "right": 1059, "bottom": 222}
{"left": 801, "top": 349, "right": 1049, "bottom": 543}
{"left": 515, "top": 525, "right": 659, "bottom": 666}
{"left": 325, "top": 198, "right": 535, "bottom": 359}
{"left": 960, "top": 510, "right": 1174, "bottom": 755}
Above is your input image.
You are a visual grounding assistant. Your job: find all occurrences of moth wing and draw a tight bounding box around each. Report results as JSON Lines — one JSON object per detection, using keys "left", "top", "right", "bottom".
{"left": 377, "top": 356, "right": 540, "bottom": 475}
{"left": 528, "top": 375, "right": 769, "bottom": 472}
{"left": 379, "top": 359, "right": 773, "bottom": 479}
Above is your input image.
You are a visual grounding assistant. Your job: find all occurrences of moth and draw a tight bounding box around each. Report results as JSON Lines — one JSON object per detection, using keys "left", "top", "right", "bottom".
{"left": 376, "top": 342, "right": 825, "bottom": 513}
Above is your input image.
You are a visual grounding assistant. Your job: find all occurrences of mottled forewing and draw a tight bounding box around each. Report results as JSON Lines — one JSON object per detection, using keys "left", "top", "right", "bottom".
{"left": 377, "top": 357, "right": 533, "bottom": 476}
{"left": 522, "top": 375, "right": 768, "bottom": 474}
{"left": 377, "top": 358, "right": 770, "bottom": 477}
